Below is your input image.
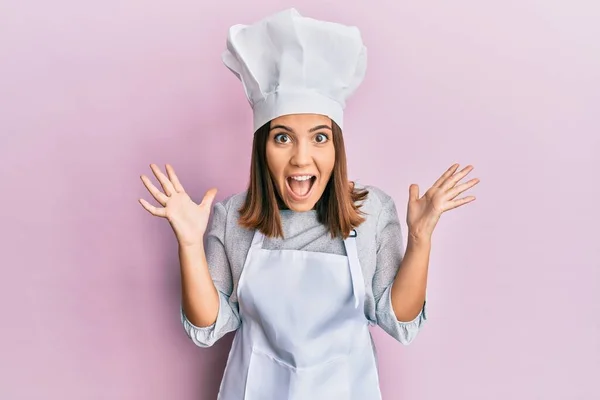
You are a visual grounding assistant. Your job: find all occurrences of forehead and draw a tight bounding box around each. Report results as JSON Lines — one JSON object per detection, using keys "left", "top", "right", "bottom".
{"left": 270, "top": 114, "right": 332, "bottom": 132}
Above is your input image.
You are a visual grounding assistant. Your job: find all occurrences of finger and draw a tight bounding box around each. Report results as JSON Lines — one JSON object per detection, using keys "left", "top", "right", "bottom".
{"left": 141, "top": 175, "right": 169, "bottom": 205}
{"left": 139, "top": 198, "right": 167, "bottom": 217}
{"left": 441, "top": 165, "right": 474, "bottom": 191}
{"left": 150, "top": 164, "right": 176, "bottom": 196}
{"left": 166, "top": 164, "right": 185, "bottom": 193}
{"left": 432, "top": 163, "right": 460, "bottom": 188}
{"left": 409, "top": 184, "right": 419, "bottom": 201}
{"left": 446, "top": 178, "right": 480, "bottom": 200}
{"left": 444, "top": 196, "right": 476, "bottom": 211}
{"left": 200, "top": 188, "right": 218, "bottom": 208}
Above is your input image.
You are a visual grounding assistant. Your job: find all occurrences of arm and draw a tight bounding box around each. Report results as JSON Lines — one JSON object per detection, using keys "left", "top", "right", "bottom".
{"left": 373, "top": 194, "right": 427, "bottom": 345}
{"left": 391, "top": 164, "right": 479, "bottom": 322}
{"left": 180, "top": 242, "right": 220, "bottom": 327}
{"left": 180, "top": 201, "right": 241, "bottom": 347}
{"left": 139, "top": 164, "right": 240, "bottom": 347}
{"left": 390, "top": 236, "right": 430, "bottom": 322}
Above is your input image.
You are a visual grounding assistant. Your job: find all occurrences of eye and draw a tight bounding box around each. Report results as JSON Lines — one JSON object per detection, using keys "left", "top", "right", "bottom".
{"left": 314, "top": 133, "right": 329, "bottom": 144}
{"left": 274, "top": 133, "right": 291, "bottom": 144}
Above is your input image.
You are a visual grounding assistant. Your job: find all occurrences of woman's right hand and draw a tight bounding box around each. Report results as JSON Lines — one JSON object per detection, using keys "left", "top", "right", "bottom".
{"left": 139, "top": 164, "right": 217, "bottom": 248}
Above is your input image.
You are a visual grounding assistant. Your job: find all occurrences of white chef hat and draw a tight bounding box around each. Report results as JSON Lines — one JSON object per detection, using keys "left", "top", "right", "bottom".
{"left": 222, "top": 8, "right": 367, "bottom": 132}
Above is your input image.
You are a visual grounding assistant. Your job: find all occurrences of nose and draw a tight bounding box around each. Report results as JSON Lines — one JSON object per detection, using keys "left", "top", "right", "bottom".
{"left": 290, "top": 140, "right": 312, "bottom": 168}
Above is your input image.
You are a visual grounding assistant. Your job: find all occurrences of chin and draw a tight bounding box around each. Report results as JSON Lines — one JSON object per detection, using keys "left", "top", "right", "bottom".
{"left": 285, "top": 200, "right": 318, "bottom": 212}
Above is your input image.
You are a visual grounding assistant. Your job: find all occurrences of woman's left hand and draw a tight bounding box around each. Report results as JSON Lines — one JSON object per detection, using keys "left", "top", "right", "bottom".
{"left": 406, "top": 163, "right": 479, "bottom": 243}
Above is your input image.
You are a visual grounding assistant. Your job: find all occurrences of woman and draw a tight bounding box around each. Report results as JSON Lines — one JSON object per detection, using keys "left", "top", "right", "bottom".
{"left": 139, "top": 8, "right": 479, "bottom": 399}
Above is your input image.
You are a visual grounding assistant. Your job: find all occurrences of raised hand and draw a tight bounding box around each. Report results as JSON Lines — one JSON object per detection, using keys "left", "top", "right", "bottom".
{"left": 139, "top": 164, "right": 217, "bottom": 247}
{"left": 406, "top": 164, "right": 479, "bottom": 242}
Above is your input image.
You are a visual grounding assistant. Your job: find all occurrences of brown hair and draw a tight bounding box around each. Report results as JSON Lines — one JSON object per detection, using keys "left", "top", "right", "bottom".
{"left": 238, "top": 119, "right": 369, "bottom": 239}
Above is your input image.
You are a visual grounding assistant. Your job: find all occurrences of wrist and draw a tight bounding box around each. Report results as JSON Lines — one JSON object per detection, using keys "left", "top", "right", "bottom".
{"left": 407, "top": 232, "right": 432, "bottom": 249}
{"left": 178, "top": 241, "right": 205, "bottom": 251}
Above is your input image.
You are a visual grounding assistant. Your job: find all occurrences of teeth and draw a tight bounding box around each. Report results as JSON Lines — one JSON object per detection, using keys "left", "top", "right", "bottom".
{"left": 290, "top": 175, "right": 313, "bottom": 181}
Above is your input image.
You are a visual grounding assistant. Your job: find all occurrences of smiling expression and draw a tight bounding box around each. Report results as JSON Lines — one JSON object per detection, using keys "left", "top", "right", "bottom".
{"left": 266, "top": 114, "right": 335, "bottom": 212}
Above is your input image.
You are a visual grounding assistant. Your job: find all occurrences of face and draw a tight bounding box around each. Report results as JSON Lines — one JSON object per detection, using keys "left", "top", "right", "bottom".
{"left": 266, "top": 114, "right": 335, "bottom": 212}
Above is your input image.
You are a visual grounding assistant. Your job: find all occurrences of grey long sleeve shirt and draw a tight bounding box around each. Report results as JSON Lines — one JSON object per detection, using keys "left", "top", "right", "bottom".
{"left": 180, "top": 184, "right": 427, "bottom": 348}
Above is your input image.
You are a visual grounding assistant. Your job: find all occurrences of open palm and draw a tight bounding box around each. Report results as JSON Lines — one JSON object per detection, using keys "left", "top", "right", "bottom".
{"left": 407, "top": 164, "right": 479, "bottom": 241}
{"left": 139, "top": 164, "right": 217, "bottom": 247}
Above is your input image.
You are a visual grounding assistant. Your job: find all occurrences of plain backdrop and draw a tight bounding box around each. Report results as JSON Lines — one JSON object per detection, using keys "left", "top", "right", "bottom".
{"left": 1, "top": 0, "right": 598, "bottom": 399}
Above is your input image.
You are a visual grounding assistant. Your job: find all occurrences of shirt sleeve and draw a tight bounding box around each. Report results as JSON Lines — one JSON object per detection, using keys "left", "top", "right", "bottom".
{"left": 180, "top": 200, "right": 241, "bottom": 347}
{"left": 372, "top": 194, "right": 428, "bottom": 345}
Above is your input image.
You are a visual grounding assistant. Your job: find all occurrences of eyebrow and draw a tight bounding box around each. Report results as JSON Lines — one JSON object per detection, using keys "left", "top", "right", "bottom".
{"left": 270, "top": 124, "right": 332, "bottom": 132}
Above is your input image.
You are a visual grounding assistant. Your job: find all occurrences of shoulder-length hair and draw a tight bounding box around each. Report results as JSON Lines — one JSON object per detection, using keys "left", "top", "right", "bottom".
{"left": 237, "top": 118, "right": 369, "bottom": 239}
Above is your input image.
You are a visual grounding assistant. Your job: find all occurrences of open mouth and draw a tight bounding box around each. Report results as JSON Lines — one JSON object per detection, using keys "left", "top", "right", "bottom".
{"left": 285, "top": 175, "right": 317, "bottom": 201}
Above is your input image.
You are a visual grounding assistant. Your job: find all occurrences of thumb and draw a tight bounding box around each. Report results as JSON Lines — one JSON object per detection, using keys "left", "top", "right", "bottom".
{"left": 200, "top": 188, "right": 218, "bottom": 208}
{"left": 409, "top": 184, "right": 419, "bottom": 202}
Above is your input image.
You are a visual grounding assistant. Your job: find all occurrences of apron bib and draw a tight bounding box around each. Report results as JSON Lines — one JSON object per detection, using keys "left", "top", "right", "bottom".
{"left": 217, "top": 229, "right": 381, "bottom": 400}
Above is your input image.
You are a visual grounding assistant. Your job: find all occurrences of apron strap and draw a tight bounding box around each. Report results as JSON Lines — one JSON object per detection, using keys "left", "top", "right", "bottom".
{"left": 344, "top": 229, "right": 364, "bottom": 309}
{"left": 251, "top": 229, "right": 266, "bottom": 249}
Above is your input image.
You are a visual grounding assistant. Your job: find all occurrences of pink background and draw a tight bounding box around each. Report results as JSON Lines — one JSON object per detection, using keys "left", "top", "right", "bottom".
{"left": 1, "top": 1, "right": 598, "bottom": 399}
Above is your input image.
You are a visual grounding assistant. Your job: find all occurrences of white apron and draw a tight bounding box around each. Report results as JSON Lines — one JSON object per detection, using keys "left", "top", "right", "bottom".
{"left": 217, "top": 229, "right": 382, "bottom": 399}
